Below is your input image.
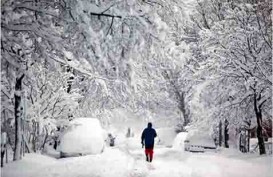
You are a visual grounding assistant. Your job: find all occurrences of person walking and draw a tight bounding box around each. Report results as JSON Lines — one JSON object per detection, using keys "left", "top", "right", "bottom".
{"left": 141, "top": 122, "right": 157, "bottom": 162}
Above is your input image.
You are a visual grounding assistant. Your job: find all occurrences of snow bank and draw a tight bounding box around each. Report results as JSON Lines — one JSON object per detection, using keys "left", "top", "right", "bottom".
{"left": 156, "top": 127, "right": 177, "bottom": 147}
{"left": 59, "top": 118, "right": 105, "bottom": 155}
{"left": 172, "top": 132, "right": 188, "bottom": 150}
{"left": 43, "top": 144, "right": 61, "bottom": 158}
{"left": 2, "top": 148, "right": 134, "bottom": 177}
{"left": 186, "top": 152, "right": 272, "bottom": 177}
{"left": 2, "top": 153, "right": 57, "bottom": 177}
{"left": 2, "top": 147, "right": 272, "bottom": 177}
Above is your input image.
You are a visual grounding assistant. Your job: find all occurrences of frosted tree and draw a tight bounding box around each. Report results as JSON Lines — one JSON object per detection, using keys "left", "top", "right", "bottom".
{"left": 1, "top": 0, "right": 84, "bottom": 159}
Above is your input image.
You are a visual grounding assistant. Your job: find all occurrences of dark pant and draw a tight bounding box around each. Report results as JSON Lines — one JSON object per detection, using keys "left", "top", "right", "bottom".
{"left": 145, "top": 148, "right": 154, "bottom": 162}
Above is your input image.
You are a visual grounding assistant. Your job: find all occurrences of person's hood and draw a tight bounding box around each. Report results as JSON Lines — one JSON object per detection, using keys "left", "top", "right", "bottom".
{"left": 147, "top": 122, "right": 152, "bottom": 128}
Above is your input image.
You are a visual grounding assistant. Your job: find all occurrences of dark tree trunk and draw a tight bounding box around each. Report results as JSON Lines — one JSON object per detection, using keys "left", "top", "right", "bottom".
{"left": 66, "top": 66, "right": 74, "bottom": 94}
{"left": 14, "top": 74, "right": 24, "bottom": 161}
{"left": 219, "top": 121, "right": 222, "bottom": 147}
{"left": 245, "top": 119, "right": 251, "bottom": 152}
{"left": 256, "top": 112, "right": 266, "bottom": 154}
{"left": 254, "top": 93, "right": 266, "bottom": 155}
{"left": 1, "top": 141, "right": 6, "bottom": 167}
{"left": 180, "top": 92, "right": 190, "bottom": 127}
{"left": 224, "top": 119, "right": 229, "bottom": 148}
{"left": 239, "top": 134, "right": 242, "bottom": 152}
{"left": 66, "top": 66, "right": 74, "bottom": 120}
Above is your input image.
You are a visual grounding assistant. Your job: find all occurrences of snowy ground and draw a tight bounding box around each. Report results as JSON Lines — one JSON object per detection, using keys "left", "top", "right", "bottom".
{"left": 2, "top": 138, "right": 272, "bottom": 177}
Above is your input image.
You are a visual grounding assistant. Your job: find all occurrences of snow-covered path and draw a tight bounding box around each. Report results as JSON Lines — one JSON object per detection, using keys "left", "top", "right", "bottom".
{"left": 129, "top": 148, "right": 272, "bottom": 177}
{"left": 2, "top": 145, "right": 272, "bottom": 177}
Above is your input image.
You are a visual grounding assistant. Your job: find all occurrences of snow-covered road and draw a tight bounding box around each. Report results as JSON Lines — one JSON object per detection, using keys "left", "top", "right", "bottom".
{"left": 2, "top": 145, "right": 272, "bottom": 177}
{"left": 129, "top": 148, "right": 272, "bottom": 177}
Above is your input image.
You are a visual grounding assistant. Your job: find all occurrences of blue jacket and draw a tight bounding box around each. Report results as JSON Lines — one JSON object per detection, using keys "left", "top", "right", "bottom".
{"left": 141, "top": 123, "right": 157, "bottom": 149}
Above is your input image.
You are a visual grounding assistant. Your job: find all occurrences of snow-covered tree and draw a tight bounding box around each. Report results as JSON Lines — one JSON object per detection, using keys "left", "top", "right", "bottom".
{"left": 184, "top": 0, "right": 272, "bottom": 154}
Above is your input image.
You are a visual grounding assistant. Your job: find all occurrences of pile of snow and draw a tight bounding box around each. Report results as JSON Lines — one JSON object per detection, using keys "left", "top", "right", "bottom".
{"left": 59, "top": 118, "right": 105, "bottom": 155}
{"left": 156, "top": 127, "right": 177, "bottom": 147}
{"left": 172, "top": 132, "right": 188, "bottom": 150}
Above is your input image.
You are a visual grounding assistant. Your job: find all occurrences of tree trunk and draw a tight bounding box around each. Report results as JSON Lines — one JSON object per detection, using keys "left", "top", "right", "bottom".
{"left": 247, "top": 129, "right": 250, "bottom": 152}
{"left": 239, "top": 134, "right": 242, "bottom": 152}
{"left": 180, "top": 92, "right": 190, "bottom": 127}
{"left": 40, "top": 127, "right": 48, "bottom": 150}
{"left": 219, "top": 121, "right": 222, "bottom": 147}
{"left": 256, "top": 112, "right": 266, "bottom": 155}
{"left": 224, "top": 119, "right": 229, "bottom": 148}
{"left": 1, "top": 147, "right": 5, "bottom": 167}
{"left": 254, "top": 93, "right": 266, "bottom": 155}
{"left": 66, "top": 66, "right": 74, "bottom": 94}
{"left": 1, "top": 132, "right": 6, "bottom": 167}
{"left": 22, "top": 135, "right": 31, "bottom": 153}
{"left": 32, "top": 121, "right": 39, "bottom": 152}
{"left": 66, "top": 66, "right": 74, "bottom": 120}
{"left": 14, "top": 74, "right": 24, "bottom": 161}
{"left": 245, "top": 119, "right": 251, "bottom": 152}
{"left": 5, "top": 147, "right": 8, "bottom": 164}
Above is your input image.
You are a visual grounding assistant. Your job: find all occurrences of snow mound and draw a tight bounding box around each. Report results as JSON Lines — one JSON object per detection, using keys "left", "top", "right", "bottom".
{"left": 172, "top": 132, "right": 188, "bottom": 150}
{"left": 60, "top": 118, "right": 105, "bottom": 155}
{"left": 156, "top": 127, "right": 177, "bottom": 147}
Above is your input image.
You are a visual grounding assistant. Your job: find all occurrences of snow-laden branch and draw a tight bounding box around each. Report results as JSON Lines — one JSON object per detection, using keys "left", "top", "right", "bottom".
{"left": 14, "top": 4, "right": 59, "bottom": 18}
{"left": 48, "top": 55, "right": 113, "bottom": 82}
{"left": 222, "top": 91, "right": 253, "bottom": 109}
{"left": 1, "top": 23, "right": 33, "bottom": 32}
{"left": 88, "top": 12, "right": 122, "bottom": 19}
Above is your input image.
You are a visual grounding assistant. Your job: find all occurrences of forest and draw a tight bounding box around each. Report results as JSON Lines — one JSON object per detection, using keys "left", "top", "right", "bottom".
{"left": 1, "top": 0, "right": 272, "bottom": 175}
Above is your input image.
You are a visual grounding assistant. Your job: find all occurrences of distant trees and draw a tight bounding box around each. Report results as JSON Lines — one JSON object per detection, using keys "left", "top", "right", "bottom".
{"left": 162, "top": 70, "right": 191, "bottom": 129}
